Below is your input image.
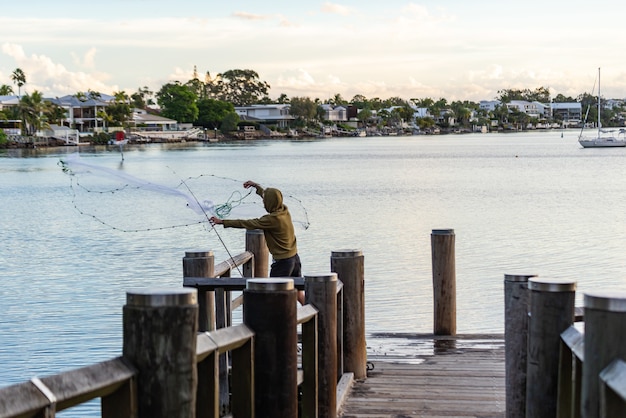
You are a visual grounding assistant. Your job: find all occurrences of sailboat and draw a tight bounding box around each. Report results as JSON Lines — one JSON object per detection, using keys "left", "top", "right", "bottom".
{"left": 579, "top": 68, "right": 626, "bottom": 148}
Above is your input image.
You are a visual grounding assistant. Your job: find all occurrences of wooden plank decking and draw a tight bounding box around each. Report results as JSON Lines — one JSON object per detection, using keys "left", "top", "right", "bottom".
{"left": 339, "top": 334, "right": 505, "bottom": 418}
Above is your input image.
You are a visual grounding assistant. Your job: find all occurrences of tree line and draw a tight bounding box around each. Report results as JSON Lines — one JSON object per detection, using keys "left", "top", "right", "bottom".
{"left": 1, "top": 66, "right": 624, "bottom": 142}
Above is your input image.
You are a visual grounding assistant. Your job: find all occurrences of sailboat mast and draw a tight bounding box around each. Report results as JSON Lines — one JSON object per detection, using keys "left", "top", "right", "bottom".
{"left": 598, "top": 67, "right": 601, "bottom": 133}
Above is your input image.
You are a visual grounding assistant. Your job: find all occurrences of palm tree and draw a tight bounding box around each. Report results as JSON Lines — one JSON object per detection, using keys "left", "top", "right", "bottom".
{"left": 19, "top": 90, "right": 45, "bottom": 136}
{"left": 44, "top": 102, "right": 68, "bottom": 126}
{"left": 107, "top": 91, "right": 132, "bottom": 127}
{"left": 0, "top": 84, "right": 14, "bottom": 95}
{"left": 96, "top": 109, "right": 114, "bottom": 131}
{"left": 11, "top": 68, "right": 26, "bottom": 97}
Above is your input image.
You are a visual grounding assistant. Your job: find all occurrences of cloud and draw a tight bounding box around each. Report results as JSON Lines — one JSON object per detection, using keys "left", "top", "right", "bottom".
{"left": 231, "top": 11, "right": 297, "bottom": 28}
{"left": 168, "top": 67, "right": 194, "bottom": 83}
{"left": 232, "top": 11, "right": 268, "bottom": 21}
{"left": 71, "top": 47, "right": 98, "bottom": 69}
{"left": 395, "top": 3, "right": 456, "bottom": 28}
{"left": 1, "top": 42, "right": 117, "bottom": 96}
{"left": 321, "top": 2, "right": 352, "bottom": 16}
{"left": 2, "top": 43, "right": 26, "bottom": 61}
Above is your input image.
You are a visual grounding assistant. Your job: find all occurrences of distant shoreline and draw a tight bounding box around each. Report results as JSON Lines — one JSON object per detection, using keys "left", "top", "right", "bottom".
{"left": 1, "top": 125, "right": 586, "bottom": 151}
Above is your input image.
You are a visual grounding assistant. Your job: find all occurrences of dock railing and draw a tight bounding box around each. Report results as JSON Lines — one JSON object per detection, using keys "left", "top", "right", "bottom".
{"left": 504, "top": 275, "right": 626, "bottom": 418}
{"left": 0, "top": 230, "right": 364, "bottom": 418}
{"left": 183, "top": 231, "right": 362, "bottom": 417}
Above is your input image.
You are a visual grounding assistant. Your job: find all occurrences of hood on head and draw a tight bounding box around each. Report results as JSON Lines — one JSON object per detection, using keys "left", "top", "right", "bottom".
{"left": 263, "top": 187, "right": 283, "bottom": 212}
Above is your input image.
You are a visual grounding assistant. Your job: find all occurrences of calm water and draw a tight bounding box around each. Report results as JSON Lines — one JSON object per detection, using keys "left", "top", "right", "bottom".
{"left": 3, "top": 131, "right": 626, "bottom": 414}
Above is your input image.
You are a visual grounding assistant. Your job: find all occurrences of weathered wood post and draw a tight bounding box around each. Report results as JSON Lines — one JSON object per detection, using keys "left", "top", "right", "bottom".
{"left": 582, "top": 290, "right": 626, "bottom": 418}
{"left": 183, "top": 250, "right": 215, "bottom": 332}
{"left": 244, "top": 278, "right": 298, "bottom": 417}
{"left": 431, "top": 229, "right": 456, "bottom": 335}
{"left": 526, "top": 278, "right": 576, "bottom": 418}
{"left": 123, "top": 288, "right": 198, "bottom": 418}
{"left": 504, "top": 273, "right": 536, "bottom": 418}
{"left": 182, "top": 250, "right": 225, "bottom": 415}
{"left": 245, "top": 229, "right": 269, "bottom": 277}
{"left": 331, "top": 249, "right": 366, "bottom": 380}
{"left": 305, "top": 273, "right": 338, "bottom": 418}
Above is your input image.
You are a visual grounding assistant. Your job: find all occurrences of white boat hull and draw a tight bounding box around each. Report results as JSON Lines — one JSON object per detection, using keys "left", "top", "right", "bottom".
{"left": 579, "top": 138, "right": 626, "bottom": 148}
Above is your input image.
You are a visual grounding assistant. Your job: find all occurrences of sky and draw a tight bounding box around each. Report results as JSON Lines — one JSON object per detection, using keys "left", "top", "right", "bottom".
{"left": 2, "top": 0, "right": 626, "bottom": 103}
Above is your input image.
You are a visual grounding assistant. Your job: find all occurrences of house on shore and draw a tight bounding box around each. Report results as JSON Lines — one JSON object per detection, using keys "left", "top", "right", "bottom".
{"left": 234, "top": 104, "right": 294, "bottom": 128}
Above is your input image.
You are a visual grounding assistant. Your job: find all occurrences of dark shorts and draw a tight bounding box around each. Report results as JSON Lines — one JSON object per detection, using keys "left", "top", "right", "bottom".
{"left": 270, "top": 254, "right": 302, "bottom": 277}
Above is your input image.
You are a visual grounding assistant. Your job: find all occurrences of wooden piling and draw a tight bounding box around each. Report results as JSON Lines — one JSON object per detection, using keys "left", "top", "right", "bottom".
{"left": 331, "top": 249, "right": 367, "bottom": 380}
{"left": 183, "top": 250, "right": 215, "bottom": 332}
{"left": 245, "top": 229, "right": 269, "bottom": 277}
{"left": 305, "top": 273, "right": 338, "bottom": 418}
{"left": 582, "top": 290, "right": 626, "bottom": 418}
{"left": 504, "top": 273, "right": 536, "bottom": 418}
{"left": 123, "top": 288, "right": 198, "bottom": 418}
{"left": 431, "top": 229, "right": 456, "bottom": 335}
{"left": 526, "top": 278, "right": 576, "bottom": 418}
{"left": 244, "top": 278, "right": 298, "bottom": 418}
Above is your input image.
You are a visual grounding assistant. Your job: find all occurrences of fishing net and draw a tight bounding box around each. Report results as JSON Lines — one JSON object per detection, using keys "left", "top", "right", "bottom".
{"left": 59, "top": 154, "right": 310, "bottom": 234}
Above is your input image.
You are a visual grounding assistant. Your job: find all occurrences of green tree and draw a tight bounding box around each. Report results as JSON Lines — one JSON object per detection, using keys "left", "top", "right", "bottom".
{"left": 257, "top": 95, "right": 273, "bottom": 105}
{"left": 96, "top": 109, "right": 114, "bottom": 131}
{"left": 276, "top": 93, "right": 290, "bottom": 104}
{"left": 493, "top": 103, "right": 509, "bottom": 126}
{"left": 214, "top": 69, "right": 270, "bottom": 106}
{"left": 11, "top": 68, "right": 26, "bottom": 97}
{"left": 156, "top": 82, "right": 198, "bottom": 123}
{"left": 0, "top": 129, "right": 7, "bottom": 148}
{"left": 578, "top": 92, "right": 597, "bottom": 126}
{"left": 316, "top": 104, "right": 326, "bottom": 122}
{"left": 130, "top": 86, "right": 155, "bottom": 109}
{"left": 411, "top": 97, "right": 435, "bottom": 109}
{"left": 196, "top": 98, "right": 235, "bottom": 129}
{"left": 185, "top": 66, "right": 206, "bottom": 99}
{"left": 450, "top": 100, "right": 476, "bottom": 127}
{"left": 87, "top": 89, "right": 102, "bottom": 101}
{"left": 0, "top": 84, "right": 13, "bottom": 95}
{"left": 44, "top": 101, "right": 68, "bottom": 126}
{"left": 497, "top": 87, "right": 550, "bottom": 103}
{"left": 329, "top": 93, "right": 347, "bottom": 106}
{"left": 553, "top": 93, "right": 576, "bottom": 103}
{"left": 508, "top": 108, "right": 530, "bottom": 129}
{"left": 106, "top": 91, "right": 132, "bottom": 126}
{"left": 220, "top": 111, "right": 240, "bottom": 133}
{"left": 377, "top": 108, "right": 391, "bottom": 126}
{"left": 416, "top": 116, "right": 436, "bottom": 130}
{"left": 357, "top": 108, "right": 373, "bottom": 125}
{"left": 19, "top": 90, "right": 45, "bottom": 135}
{"left": 396, "top": 105, "right": 415, "bottom": 125}
{"left": 382, "top": 97, "right": 408, "bottom": 108}
{"left": 289, "top": 97, "right": 317, "bottom": 123}
{"left": 351, "top": 94, "right": 368, "bottom": 108}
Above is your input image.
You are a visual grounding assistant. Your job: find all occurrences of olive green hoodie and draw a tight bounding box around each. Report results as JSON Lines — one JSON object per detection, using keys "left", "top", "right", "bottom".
{"left": 222, "top": 185, "right": 297, "bottom": 260}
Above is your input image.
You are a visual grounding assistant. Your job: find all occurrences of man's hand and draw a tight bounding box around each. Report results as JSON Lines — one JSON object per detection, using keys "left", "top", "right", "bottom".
{"left": 210, "top": 216, "right": 223, "bottom": 225}
{"left": 243, "top": 180, "right": 258, "bottom": 189}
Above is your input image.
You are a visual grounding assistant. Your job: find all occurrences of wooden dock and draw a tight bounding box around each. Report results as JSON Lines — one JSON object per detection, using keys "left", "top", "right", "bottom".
{"left": 339, "top": 334, "right": 505, "bottom": 418}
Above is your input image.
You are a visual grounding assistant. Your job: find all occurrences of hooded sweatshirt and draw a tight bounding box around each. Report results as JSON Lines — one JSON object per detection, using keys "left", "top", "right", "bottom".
{"left": 222, "top": 185, "right": 298, "bottom": 260}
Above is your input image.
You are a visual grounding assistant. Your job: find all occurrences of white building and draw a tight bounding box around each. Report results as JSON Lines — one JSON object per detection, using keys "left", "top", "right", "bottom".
{"left": 506, "top": 100, "right": 548, "bottom": 119}
{"left": 320, "top": 104, "right": 348, "bottom": 122}
{"left": 234, "top": 104, "right": 294, "bottom": 127}
{"left": 132, "top": 108, "right": 178, "bottom": 131}
{"left": 479, "top": 100, "right": 501, "bottom": 112}
{"left": 550, "top": 102, "right": 582, "bottom": 126}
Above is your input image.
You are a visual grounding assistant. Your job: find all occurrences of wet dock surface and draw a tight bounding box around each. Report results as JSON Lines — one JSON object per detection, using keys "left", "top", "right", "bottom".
{"left": 340, "top": 334, "right": 505, "bottom": 417}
